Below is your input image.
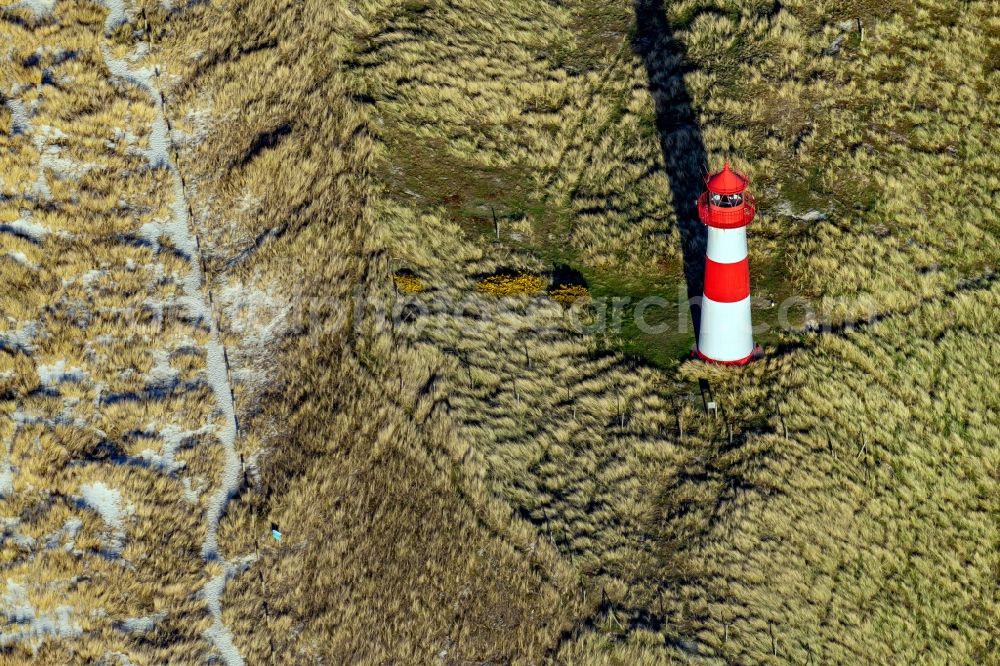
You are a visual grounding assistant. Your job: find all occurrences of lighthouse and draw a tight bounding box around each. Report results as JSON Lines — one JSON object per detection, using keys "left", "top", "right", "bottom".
{"left": 694, "top": 161, "right": 760, "bottom": 365}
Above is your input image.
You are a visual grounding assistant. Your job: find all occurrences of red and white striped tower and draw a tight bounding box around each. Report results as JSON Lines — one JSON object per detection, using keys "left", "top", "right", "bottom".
{"left": 694, "top": 161, "right": 760, "bottom": 365}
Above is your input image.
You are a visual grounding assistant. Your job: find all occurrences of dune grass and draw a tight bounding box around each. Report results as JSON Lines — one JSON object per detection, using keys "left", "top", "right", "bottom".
{"left": 350, "top": 0, "right": 999, "bottom": 661}
{"left": 1, "top": 0, "right": 996, "bottom": 663}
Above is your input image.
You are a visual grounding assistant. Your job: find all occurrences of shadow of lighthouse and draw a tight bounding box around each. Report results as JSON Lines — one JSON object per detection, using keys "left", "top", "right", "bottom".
{"left": 632, "top": 0, "right": 709, "bottom": 341}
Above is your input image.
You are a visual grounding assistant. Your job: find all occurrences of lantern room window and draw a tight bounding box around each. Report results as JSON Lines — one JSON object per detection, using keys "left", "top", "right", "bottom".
{"left": 710, "top": 192, "right": 744, "bottom": 208}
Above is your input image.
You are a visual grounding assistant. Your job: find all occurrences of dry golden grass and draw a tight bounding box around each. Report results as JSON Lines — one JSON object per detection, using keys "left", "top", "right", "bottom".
{"left": 393, "top": 273, "right": 426, "bottom": 294}
{"left": 354, "top": 0, "right": 999, "bottom": 662}
{"left": 1, "top": 2, "right": 244, "bottom": 662}
{"left": 150, "top": 1, "right": 590, "bottom": 663}
{"left": 476, "top": 272, "right": 547, "bottom": 298}
{"left": 2, "top": 0, "right": 997, "bottom": 663}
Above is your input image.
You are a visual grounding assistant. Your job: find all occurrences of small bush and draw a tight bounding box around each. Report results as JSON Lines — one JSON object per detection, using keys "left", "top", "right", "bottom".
{"left": 393, "top": 273, "right": 426, "bottom": 294}
{"left": 549, "top": 283, "right": 590, "bottom": 305}
{"left": 476, "top": 272, "right": 546, "bottom": 297}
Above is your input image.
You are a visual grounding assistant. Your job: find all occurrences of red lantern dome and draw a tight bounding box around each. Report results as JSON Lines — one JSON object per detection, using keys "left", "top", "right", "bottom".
{"left": 697, "top": 161, "right": 756, "bottom": 229}
{"left": 705, "top": 161, "right": 748, "bottom": 195}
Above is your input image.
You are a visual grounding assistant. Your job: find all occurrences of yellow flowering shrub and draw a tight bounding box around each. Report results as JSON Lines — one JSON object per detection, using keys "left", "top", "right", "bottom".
{"left": 393, "top": 273, "right": 426, "bottom": 294}
{"left": 476, "top": 272, "right": 546, "bottom": 297}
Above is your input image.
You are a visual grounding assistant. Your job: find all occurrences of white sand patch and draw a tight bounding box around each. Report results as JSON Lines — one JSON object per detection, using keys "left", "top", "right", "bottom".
{"left": 79, "top": 482, "right": 122, "bottom": 528}
{"left": 1, "top": 212, "right": 48, "bottom": 243}
{"left": 4, "top": 250, "right": 36, "bottom": 269}
{"left": 137, "top": 423, "right": 210, "bottom": 475}
{"left": 1, "top": 581, "right": 34, "bottom": 622}
{"left": 37, "top": 359, "right": 86, "bottom": 386}
{"left": 79, "top": 269, "right": 105, "bottom": 287}
{"left": 133, "top": 449, "right": 181, "bottom": 474}
{"left": 31, "top": 171, "right": 51, "bottom": 201}
{"left": 182, "top": 476, "right": 207, "bottom": 503}
{"left": 78, "top": 482, "right": 129, "bottom": 556}
{"left": 43, "top": 518, "right": 82, "bottom": 551}
{"left": 118, "top": 611, "right": 165, "bottom": 634}
{"left": 202, "top": 555, "right": 256, "bottom": 666}
{"left": 0, "top": 468, "right": 12, "bottom": 500}
{"left": 102, "top": 46, "right": 156, "bottom": 96}
{"left": 30, "top": 125, "right": 97, "bottom": 193}
{"left": 126, "top": 41, "right": 149, "bottom": 62}
{"left": 106, "top": 126, "right": 140, "bottom": 152}
{"left": 202, "top": 338, "right": 240, "bottom": 559}
{"left": 0, "top": 580, "right": 81, "bottom": 647}
{"left": 41, "top": 150, "right": 96, "bottom": 182}
{"left": 4, "top": 0, "right": 57, "bottom": 19}
{"left": 147, "top": 114, "right": 171, "bottom": 168}
{"left": 1, "top": 518, "right": 36, "bottom": 550}
{"left": 33, "top": 123, "right": 64, "bottom": 146}
{"left": 146, "top": 349, "right": 178, "bottom": 386}
{"left": 5, "top": 99, "right": 30, "bottom": 135}
{"left": 98, "top": 0, "right": 128, "bottom": 34}
{"left": 0, "top": 321, "right": 38, "bottom": 353}
{"left": 136, "top": 219, "right": 162, "bottom": 250}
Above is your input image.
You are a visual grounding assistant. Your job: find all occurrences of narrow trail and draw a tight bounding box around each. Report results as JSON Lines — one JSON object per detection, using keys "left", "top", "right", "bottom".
{"left": 100, "top": 16, "right": 249, "bottom": 666}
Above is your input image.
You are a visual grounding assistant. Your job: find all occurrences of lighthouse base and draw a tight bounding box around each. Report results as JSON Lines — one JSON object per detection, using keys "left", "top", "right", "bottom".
{"left": 691, "top": 344, "right": 762, "bottom": 366}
